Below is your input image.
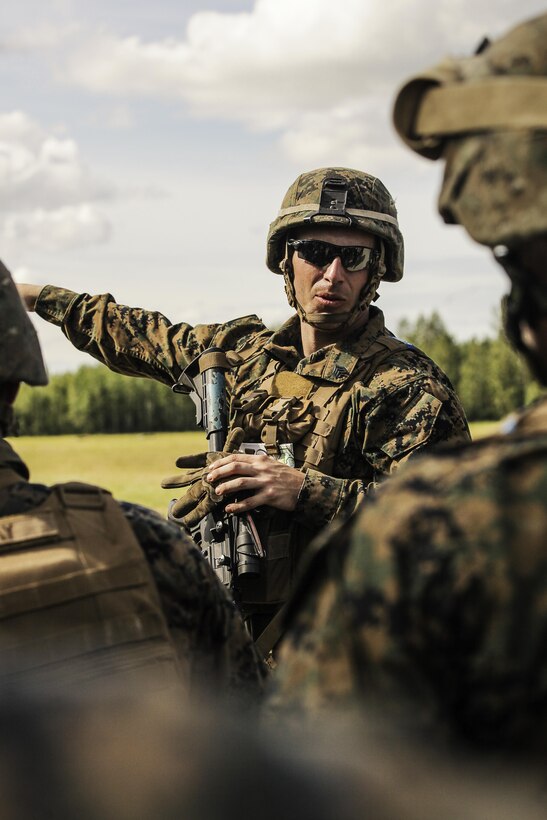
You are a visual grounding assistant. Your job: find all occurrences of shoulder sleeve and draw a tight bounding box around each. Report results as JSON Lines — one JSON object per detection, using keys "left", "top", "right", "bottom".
{"left": 361, "top": 350, "right": 470, "bottom": 475}
{"left": 36, "top": 286, "right": 266, "bottom": 385}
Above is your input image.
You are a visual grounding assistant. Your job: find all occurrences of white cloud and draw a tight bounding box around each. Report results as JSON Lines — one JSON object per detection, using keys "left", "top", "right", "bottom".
{"left": 0, "top": 110, "right": 115, "bottom": 252}
{"left": 61, "top": 2, "right": 545, "bottom": 112}
{"left": 0, "top": 111, "right": 46, "bottom": 151}
{"left": 60, "top": 2, "right": 401, "bottom": 136}
{"left": 0, "top": 111, "right": 114, "bottom": 212}
{"left": 3, "top": 23, "right": 79, "bottom": 51}
{"left": 55, "top": 0, "right": 547, "bottom": 165}
{"left": 2, "top": 204, "right": 111, "bottom": 252}
{"left": 64, "top": 0, "right": 380, "bottom": 121}
{"left": 102, "top": 105, "right": 135, "bottom": 130}
{"left": 279, "top": 99, "right": 404, "bottom": 171}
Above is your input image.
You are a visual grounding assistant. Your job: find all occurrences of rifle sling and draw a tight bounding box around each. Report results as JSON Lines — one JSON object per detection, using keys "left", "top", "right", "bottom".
{"left": 254, "top": 604, "right": 287, "bottom": 660}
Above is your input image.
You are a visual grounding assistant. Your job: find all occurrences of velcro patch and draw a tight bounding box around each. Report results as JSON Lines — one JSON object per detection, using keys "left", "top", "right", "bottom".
{"left": 271, "top": 371, "right": 311, "bottom": 398}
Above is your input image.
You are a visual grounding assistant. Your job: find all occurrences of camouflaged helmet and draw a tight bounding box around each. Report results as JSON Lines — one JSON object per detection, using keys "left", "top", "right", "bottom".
{"left": 266, "top": 167, "right": 404, "bottom": 282}
{"left": 393, "top": 13, "right": 547, "bottom": 383}
{"left": 0, "top": 259, "right": 48, "bottom": 386}
{"left": 393, "top": 13, "right": 547, "bottom": 249}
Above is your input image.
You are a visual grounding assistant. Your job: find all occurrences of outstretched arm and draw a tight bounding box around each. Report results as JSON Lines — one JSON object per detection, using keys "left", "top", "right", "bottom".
{"left": 18, "top": 283, "right": 267, "bottom": 388}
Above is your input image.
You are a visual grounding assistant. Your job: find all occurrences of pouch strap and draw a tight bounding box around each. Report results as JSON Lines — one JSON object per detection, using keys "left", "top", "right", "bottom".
{"left": 254, "top": 604, "right": 287, "bottom": 660}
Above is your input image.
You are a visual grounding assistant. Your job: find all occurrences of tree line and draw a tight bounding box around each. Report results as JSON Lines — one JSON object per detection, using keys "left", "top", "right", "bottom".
{"left": 15, "top": 366, "right": 196, "bottom": 435}
{"left": 14, "top": 312, "right": 542, "bottom": 435}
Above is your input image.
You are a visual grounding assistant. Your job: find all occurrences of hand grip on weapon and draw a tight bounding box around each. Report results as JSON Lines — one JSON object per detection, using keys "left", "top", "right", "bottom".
{"left": 162, "top": 427, "right": 246, "bottom": 528}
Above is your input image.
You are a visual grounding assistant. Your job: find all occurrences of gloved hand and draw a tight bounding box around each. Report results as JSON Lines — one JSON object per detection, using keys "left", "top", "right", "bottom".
{"left": 162, "top": 427, "right": 245, "bottom": 528}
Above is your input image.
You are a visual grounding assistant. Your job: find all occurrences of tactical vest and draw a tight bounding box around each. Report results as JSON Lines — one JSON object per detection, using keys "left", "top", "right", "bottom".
{"left": 0, "top": 468, "right": 182, "bottom": 693}
{"left": 228, "top": 330, "right": 413, "bottom": 612}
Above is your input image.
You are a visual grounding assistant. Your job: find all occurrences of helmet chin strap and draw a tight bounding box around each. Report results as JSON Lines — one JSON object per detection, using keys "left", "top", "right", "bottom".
{"left": 504, "top": 278, "right": 547, "bottom": 386}
{"left": 281, "top": 242, "right": 386, "bottom": 334}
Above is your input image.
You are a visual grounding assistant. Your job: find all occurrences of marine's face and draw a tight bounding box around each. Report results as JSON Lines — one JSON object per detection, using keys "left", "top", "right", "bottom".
{"left": 290, "top": 225, "right": 377, "bottom": 321}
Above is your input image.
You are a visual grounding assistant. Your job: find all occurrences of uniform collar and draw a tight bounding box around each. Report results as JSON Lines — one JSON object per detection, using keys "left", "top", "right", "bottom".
{"left": 265, "top": 307, "right": 388, "bottom": 383}
{"left": 264, "top": 315, "right": 303, "bottom": 368}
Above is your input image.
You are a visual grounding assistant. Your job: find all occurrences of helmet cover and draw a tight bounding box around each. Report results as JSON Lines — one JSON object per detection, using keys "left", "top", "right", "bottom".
{"left": 267, "top": 167, "right": 404, "bottom": 282}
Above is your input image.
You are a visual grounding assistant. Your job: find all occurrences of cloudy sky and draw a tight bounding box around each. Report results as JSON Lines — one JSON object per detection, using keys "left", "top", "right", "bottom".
{"left": 3, "top": 0, "right": 545, "bottom": 373}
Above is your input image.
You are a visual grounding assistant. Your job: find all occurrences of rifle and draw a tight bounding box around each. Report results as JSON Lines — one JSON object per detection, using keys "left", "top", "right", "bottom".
{"left": 169, "top": 347, "right": 263, "bottom": 587}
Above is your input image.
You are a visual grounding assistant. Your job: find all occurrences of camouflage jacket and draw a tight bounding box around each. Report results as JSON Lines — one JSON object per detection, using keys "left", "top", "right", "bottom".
{"left": 0, "top": 439, "right": 265, "bottom": 701}
{"left": 36, "top": 287, "right": 469, "bottom": 532}
{"left": 270, "top": 396, "right": 547, "bottom": 751}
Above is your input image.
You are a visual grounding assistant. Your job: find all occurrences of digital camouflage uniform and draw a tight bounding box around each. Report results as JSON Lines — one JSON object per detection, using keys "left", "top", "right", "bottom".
{"left": 270, "top": 14, "right": 547, "bottom": 751}
{"left": 31, "top": 168, "right": 469, "bottom": 634}
{"left": 36, "top": 290, "right": 469, "bottom": 520}
{"left": 34, "top": 288, "right": 469, "bottom": 618}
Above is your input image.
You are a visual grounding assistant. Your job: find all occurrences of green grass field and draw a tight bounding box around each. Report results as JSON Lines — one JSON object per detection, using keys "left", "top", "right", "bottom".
{"left": 8, "top": 421, "right": 500, "bottom": 515}
{"left": 9, "top": 431, "right": 207, "bottom": 514}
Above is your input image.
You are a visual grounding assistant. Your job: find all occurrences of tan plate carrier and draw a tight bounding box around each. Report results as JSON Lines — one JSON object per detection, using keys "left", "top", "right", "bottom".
{"left": 0, "top": 468, "right": 181, "bottom": 692}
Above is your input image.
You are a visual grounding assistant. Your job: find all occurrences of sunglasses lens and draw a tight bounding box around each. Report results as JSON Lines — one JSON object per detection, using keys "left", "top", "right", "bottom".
{"left": 289, "top": 240, "right": 374, "bottom": 271}
{"left": 340, "top": 246, "right": 372, "bottom": 271}
{"left": 296, "top": 240, "right": 332, "bottom": 267}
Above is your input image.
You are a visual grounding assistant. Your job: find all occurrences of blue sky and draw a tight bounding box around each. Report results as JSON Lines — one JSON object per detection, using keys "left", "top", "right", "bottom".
{"left": 3, "top": 0, "right": 545, "bottom": 373}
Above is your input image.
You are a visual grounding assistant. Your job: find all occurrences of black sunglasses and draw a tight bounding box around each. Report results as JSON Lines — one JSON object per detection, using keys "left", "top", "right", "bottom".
{"left": 288, "top": 239, "right": 378, "bottom": 272}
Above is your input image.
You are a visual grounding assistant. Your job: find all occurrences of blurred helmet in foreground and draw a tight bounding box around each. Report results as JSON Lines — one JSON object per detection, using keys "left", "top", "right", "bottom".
{"left": 393, "top": 13, "right": 547, "bottom": 248}
{"left": 0, "top": 260, "right": 47, "bottom": 387}
{"left": 393, "top": 13, "right": 547, "bottom": 380}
